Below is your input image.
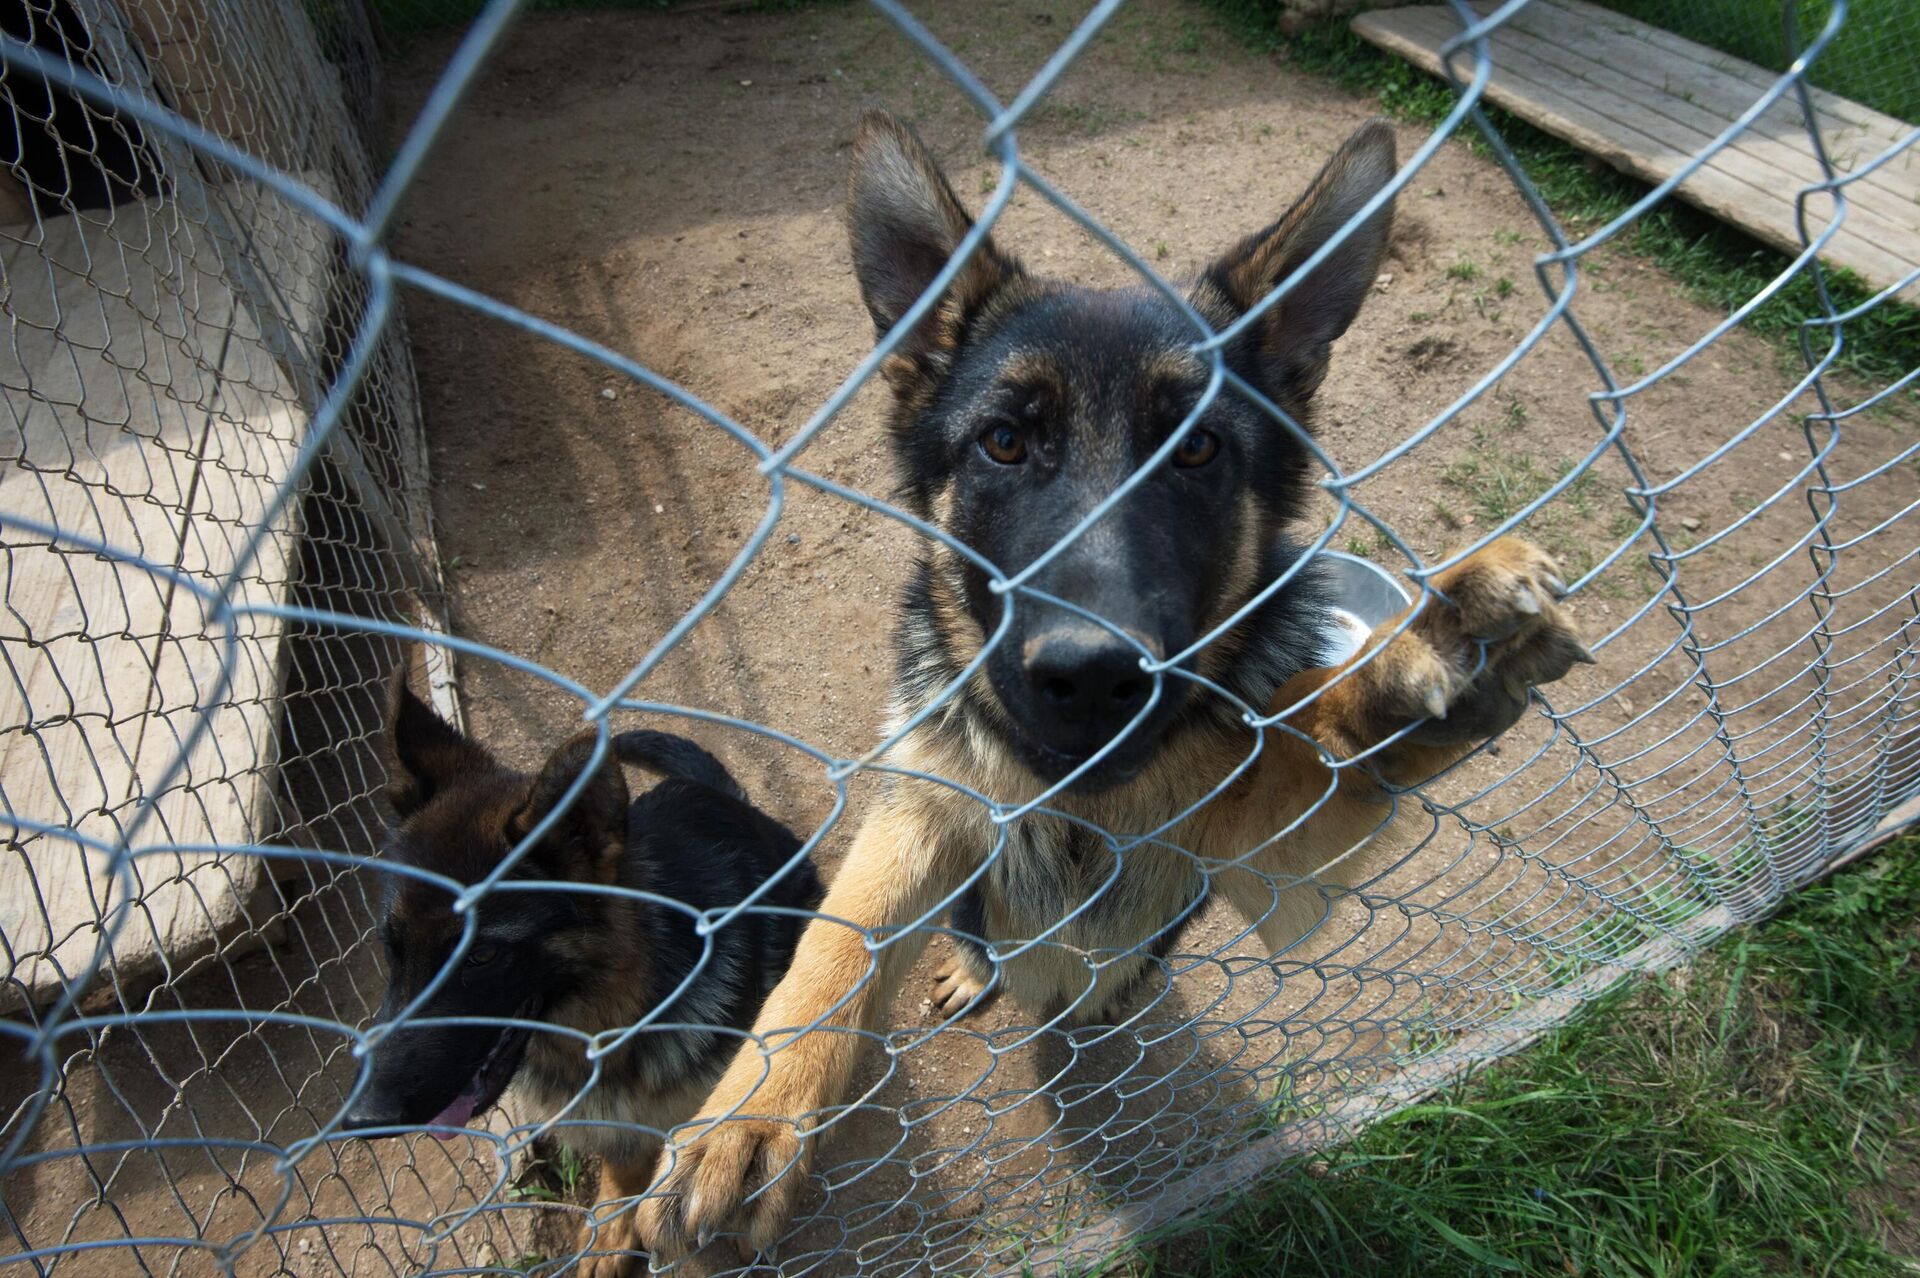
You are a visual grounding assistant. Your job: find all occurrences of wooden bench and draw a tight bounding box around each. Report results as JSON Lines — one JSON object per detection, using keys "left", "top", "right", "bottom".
{"left": 1353, "top": 0, "right": 1920, "bottom": 301}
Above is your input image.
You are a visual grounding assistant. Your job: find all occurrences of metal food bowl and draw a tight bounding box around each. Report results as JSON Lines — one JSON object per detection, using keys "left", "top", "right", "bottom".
{"left": 1314, "top": 549, "right": 1414, "bottom": 665}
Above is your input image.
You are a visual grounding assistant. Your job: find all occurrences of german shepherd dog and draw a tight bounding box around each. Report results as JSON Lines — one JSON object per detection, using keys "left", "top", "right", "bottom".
{"left": 640, "top": 113, "right": 1591, "bottom": 1259}
{"left": 346, "top": 679, "right": 823, "bottom": 1275}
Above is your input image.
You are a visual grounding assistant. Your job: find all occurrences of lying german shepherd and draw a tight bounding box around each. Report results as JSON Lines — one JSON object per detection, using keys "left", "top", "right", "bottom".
{"left": 347, "top": 679, "right": 822, "bottom": 1276}
{"left": 640, "top": 112, "right": 1592, "bottom": 1259}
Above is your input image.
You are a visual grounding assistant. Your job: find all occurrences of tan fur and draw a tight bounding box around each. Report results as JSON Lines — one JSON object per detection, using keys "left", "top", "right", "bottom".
{"left": 997, "top": 349, "right": 1070, "bottom": 398}
{"left": 379, "top": 680, "right": 823, "bottom": 1278}
{"left": 640, "top": 112, "right": 1546, "bottom": 1263}
{"left": 511, "top": 1063, "right": 705, "bottom": 1165}
{"left": 1217, "top": 133, "right": 1394, "bottom": 320}
{"left": 640, "top": 784, "right": 973, "bottom": 1254}
{"left": 640, "top": 537, "right": 1588, "bottom": 1258}
{"left": 1194, "top": 487, "right": 1268, "bottom": 661}
{"left": 577, "top": 1145, "right": 662, "bottom": 1278}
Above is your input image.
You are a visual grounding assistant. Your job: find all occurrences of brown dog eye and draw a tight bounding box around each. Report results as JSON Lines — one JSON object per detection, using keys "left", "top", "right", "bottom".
{"left": 464, "top": 944, "right": 499, "bottom": 968}
{"left": 1173, "top": 429, "right": 1219, "bottom": 468}
{"left": 979, "top": 422, "right": 1029, "bottom": 465}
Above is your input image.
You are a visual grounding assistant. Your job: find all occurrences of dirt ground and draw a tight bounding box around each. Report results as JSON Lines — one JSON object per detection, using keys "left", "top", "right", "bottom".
{"left": 361, "top": 0, "right": 1920, "bottom": 1269}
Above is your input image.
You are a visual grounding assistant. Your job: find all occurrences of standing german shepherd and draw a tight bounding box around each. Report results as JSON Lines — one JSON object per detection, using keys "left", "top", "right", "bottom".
{"left": 640, "top": 112, "right": 1591, "bottom": 1259}
{"left": 347, "top": 679, "right": 822, "bottom": 1276}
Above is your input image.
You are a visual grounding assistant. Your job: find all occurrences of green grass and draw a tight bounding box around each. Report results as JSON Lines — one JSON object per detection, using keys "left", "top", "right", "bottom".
{"left": 1343, "top": 526, "right": 1390, "bottom": 558}
{"left": 1595, "top": 0, "right": 1919, "bottom": 123}
{"left": 1121, "top": 835, "right": 1920, "bottom": 1277}
{"left": 1438, "top": 425, "right": 1609, "bottom": 578}
{"left": 503, "top": 1139, "right": 588, "bottom": 1204}
{"left": 1197, "top": 5, "right": 1920, "bottom": 393}
{"left": 1443, "top": 432, "right": 1558, "bottom": 524}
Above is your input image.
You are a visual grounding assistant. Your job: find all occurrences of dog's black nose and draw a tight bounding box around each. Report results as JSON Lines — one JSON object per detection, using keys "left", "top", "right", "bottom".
{"left": 1023, "top": 626, "right": 1152, "bottom": 740}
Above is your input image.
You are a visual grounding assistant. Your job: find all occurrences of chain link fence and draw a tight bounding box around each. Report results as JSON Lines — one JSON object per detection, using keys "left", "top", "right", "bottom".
{"left": 1592, "top": 0, "right": 1919, "bottom": 123}
{"left": 1, "top": 0, "right": 1916, "bottom": 1275}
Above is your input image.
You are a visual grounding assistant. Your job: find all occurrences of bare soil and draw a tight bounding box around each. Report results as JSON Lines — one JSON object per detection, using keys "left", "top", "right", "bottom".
{"left": 373, "top": 0, "right": 1919, "bottom": 1269}
{"left": 33, "top": 2, "right": 1910, "bottom": 1274}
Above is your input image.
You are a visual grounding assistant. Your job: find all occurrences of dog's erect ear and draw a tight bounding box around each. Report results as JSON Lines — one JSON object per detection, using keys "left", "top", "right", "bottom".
{"left": 1196, "top": 118, "right": 1397, "bottom": 409}
{"left": 387, "top": 673, "right": 493, "bottom": 818}
{"left": 509, "top": 730, "right": 630, "bottom": 881}
{"left": 847, "top": 111, "right": 1023, "bottom": 382}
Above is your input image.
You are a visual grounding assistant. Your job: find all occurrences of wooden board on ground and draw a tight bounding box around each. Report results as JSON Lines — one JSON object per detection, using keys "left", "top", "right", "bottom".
{"left": 1352, "top": 0, "right": 1920, "bottom": 302}
{"left": 0, "top": 180, "right": 331, "bottom": 1012}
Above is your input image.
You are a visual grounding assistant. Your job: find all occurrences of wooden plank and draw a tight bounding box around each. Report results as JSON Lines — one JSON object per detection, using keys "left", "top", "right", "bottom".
{"left": 196, "top": 172, "right": 466, "bottom": 732}
{"left": 1373, "top": 6, "right": 1920, "bottom": 279}
{"left": 1483, "top": 0, "right": 1919, "bottom": 222}
{"left": 119, "top": 342, "right": 304, "bottom": 981}
{"left": 1502, "top": 0, "right": 1906, "bottom": 169}
{"left": 0, "top": 207, "right": 210, "bottom": 1007}
{"left": 1352, "top": 2, "right": 1920, "bottom": 301}
{"left": 115, "top": 0, "right": 303, "bottom": 171}
{"left": 0, "top": 175, "right": 34, "bottom": 229}
{"left": 1549, "top": 0, "right": 1916, "bottom": 154}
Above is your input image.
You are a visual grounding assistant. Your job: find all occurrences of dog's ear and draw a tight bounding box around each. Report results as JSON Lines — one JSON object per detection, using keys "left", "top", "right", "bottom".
{"left": 387, "top": 672, "right": 493, "bottom": 818}
{"left": 509, "top": 730, "right": 630, "bottom": 882}
{"left": 1195, "top": 117, "right": 1396, "bottom": 411}
{"left": 847, "top": 110, "right": 1024, "bottom": 389}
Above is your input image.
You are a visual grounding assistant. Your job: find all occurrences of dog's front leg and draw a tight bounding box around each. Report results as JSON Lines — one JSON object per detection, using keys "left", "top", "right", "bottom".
{"left": 638, "top": 785, "right": 968, "bottom": 1261}
{"left": 1207, "top": 536, "right": 1591, "bottom": 953}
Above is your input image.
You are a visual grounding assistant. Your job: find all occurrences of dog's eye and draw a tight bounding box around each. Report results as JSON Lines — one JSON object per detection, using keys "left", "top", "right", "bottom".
{"left": 464, "top": 944, "right": 500, "bottom": 969}
{"left": 978, "top": 422, "right": 1029, "bottom": 465}
{"left": 1173, "top": 429, "right": 1220, "bottom": 468}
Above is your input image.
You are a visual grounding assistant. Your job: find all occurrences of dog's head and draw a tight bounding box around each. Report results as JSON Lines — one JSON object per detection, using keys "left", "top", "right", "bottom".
{"left": 849, "top": 112, "right": 1396, "bottom": 788}
{"left": 342, "top": 679, "right": 632, "bottom": 1138}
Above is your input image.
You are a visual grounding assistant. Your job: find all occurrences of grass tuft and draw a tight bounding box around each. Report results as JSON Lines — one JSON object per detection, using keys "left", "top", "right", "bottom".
{"left": 1125, "top": 834, "right": 1920, "bottom": 1277}
{"left": 1598, "top": 0, "right": 1919, "bottom": 123}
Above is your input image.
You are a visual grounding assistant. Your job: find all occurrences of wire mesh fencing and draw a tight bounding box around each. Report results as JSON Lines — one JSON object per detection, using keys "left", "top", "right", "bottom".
{"left": 1, "top": 0, "right": 1916, "bottom": 1275}
{"left": 1591, "top": 0, "right": 1919, "bottom": 122}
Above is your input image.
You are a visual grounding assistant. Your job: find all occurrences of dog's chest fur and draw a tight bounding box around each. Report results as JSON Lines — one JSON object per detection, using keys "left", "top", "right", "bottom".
{"left": 509, "top": 966, "right": 740, "bottom": 1162}
{"left": 509, "top": 1052, "right": 718, "bottom": 1164}
{"left": 964, "top": 812, "right": 1203, "bottom": 1019}
{"left": 503, "top": 814, "right": 806, "bottom": 1164}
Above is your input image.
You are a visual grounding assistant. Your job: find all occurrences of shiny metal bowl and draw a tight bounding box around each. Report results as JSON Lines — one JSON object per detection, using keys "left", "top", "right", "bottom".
{"left": 1314, "top": 549, "right": 1413, "bottom": 666}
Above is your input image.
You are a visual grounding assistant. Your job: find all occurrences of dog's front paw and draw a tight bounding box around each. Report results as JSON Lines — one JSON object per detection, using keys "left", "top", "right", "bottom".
{"left": 1365, "top": 536, "right": 1592, "bottom": 746}
{"left": 640, "top": 1116, "right": 809, "bottom": 1263}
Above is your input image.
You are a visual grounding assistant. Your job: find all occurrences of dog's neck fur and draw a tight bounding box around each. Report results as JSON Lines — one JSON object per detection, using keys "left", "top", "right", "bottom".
{"left": 888, "top": 547, "right": 1332, "bottom": 810}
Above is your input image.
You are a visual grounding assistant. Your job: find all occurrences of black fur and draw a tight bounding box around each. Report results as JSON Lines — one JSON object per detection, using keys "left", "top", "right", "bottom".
{"left": 851, "top": 112, "right": 1394, "bottom": 790}
{"left": 346, "top": 687, "right": 823, "bottom": 1159}
{"left": 614, "top": 728, "right": 748, "bottom": 804}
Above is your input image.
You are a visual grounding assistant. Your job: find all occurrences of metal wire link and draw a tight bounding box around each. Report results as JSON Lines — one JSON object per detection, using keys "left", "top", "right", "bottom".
{"left": 1, "top": 0, "right": 1916, "bottom": 1275}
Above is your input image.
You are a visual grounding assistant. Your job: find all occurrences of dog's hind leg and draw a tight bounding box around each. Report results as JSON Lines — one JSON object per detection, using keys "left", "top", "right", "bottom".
{"left": 927, "top": 952, "right": 995, "bottom": 1020}
{"left": 926, "top": 885, "right": 997, "bottom": 1020}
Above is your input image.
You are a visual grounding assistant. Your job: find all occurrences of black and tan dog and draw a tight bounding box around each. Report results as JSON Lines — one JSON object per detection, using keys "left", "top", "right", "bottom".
{"left": 641, "top": 112, "right": 1592, "bottom": 1258}
{"left": 345, "top": 679, "right": 822, "bottom": 1275}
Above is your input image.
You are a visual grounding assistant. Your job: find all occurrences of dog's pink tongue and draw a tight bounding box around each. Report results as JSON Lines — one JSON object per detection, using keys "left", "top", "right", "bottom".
{"left": 428, "top": 1093, "right": 477, "bottom": 1140}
